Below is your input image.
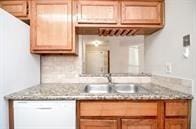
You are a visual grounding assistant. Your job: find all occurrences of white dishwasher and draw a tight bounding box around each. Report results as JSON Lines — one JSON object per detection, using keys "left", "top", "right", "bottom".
{"left": 14, "top": 101, "right": 76, "bottom": 129}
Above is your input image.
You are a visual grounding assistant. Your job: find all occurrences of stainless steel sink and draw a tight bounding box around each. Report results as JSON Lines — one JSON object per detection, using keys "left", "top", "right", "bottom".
{"left": 83, "top": 83, "right": 149, "bottom": 94}
{"left": 113, "top": 84, "right": 139, "bottom": 93}
{"left": 84, "top": 84, "right": 112, "bottom": 93}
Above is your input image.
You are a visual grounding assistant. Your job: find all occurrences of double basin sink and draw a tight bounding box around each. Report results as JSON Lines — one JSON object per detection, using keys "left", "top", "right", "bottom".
{"left": 84, "top": 83, "right": 148, "bottom": 94}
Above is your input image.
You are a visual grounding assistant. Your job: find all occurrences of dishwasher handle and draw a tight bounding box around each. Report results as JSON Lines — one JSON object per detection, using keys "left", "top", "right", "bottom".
{"left": 36, "top": 107, "right": 53, "bottom": 110}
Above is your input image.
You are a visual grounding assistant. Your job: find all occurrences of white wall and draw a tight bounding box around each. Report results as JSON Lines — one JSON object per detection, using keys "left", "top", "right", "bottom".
{"left": 144, "top": 0, "right": 196, "bottom": 128}
{"left": 0, "top": 9, "right": 40, "bottom": 129}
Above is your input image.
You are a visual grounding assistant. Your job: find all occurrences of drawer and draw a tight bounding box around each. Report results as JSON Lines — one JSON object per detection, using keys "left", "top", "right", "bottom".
{"left": 79, "top": 101, "right": 158, "bottom": 116}
{"left": 77, "top": 0, "right": 119, "bottom": 24}
{"left": 165, "top": 102, "right": 188, "bottom": 116}
{"left": 80, "top": 119, "right": 117, "bottom": 129}
{"left": 0, "top": 1, "right": 28, "bottom": 17}
{"left": 122, "top": 119, "right": 158, "bottom": 129}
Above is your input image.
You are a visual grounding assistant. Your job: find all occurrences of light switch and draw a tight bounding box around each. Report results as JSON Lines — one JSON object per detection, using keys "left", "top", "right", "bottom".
{"left": 183, "top": 35, "right": 190, "bottom": 47}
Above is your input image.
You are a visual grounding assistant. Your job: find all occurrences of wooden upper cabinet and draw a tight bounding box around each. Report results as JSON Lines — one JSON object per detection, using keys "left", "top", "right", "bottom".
{"left": 80, "top": 119, "right": 117, "bottom": 129}
{"left": 121, "top": 1, "right": 163, "bottom": 25}
{"left": 77, "top": 0, "right": 119, "bottom": 24}
{"left": 165, "top": 119, "right": 188, "bottom": 129}
{"left": 122, "top": 119, "right": 158, "bottom": 129}
{"left": 0, "top": 0, "right": 28, "bottom": 17}
{"left": 31, "top": 0, "right": 74, "bottom": 53}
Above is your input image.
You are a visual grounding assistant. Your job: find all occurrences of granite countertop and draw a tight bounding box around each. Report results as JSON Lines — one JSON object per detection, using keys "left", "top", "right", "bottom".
{"left": 5, "top": 83, "right": 193, "bottom": 100}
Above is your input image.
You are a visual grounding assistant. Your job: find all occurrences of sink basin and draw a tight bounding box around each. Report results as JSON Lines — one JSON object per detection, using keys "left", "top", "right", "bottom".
{"left": 84, "top": 84, "right": 112, "bottom": 93}
{"left": 113, "top": 84, "right": 139, "bottom": 93}
{"left": 83, "top": 83, "right": 149, "bottom": 94}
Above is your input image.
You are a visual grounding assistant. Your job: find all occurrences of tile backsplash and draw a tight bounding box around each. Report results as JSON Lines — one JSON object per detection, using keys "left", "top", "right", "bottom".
{"left": 151, "top": 75, "right": 193, "bottom": 94}
{"left": 41, "top": 55, "right": 151, "bottom": 83}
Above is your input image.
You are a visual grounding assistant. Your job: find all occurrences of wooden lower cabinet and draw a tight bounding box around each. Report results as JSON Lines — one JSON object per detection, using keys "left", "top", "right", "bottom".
{"left": 165, "top": 119, "right": 188, "bottom": 129}
{"left": 122, "top": 119, "right": 157, "bottom": 129}
{"left": 78, "top": 101, "right": 191, "bottom": 129}
{"left": 80, "top": 119, "right": 117, "bottom": 129}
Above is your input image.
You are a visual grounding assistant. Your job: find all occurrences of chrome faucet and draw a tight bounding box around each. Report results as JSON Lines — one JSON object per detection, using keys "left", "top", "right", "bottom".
{"left": 105, "top": 73, "right": 112, "bottom": 84}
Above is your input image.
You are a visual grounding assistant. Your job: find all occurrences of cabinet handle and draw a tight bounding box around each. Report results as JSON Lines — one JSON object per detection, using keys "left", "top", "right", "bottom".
{"left": 36, "top": 107, "right": 53, "bottom": 110}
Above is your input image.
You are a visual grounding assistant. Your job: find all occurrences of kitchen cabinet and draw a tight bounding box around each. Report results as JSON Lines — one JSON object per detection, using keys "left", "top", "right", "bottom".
{"left": 30, "top": 0, "right": 77, "bottom": 54}
{"left": 165, "top": 101, "right": 190, "bottom": 129}
{"left": 0, "top": 0, "right": 30, "bottom": 20}
{"left": 75, "top": 0, "right": 164, "bottom": 35}
{"left": 80, "top": 119, "right": 117, "bottom": 129}
{"left": 77, "top": 100, "right": 191, "bottom": 129}
{"left": 121, "top": 1, "right": 162, "bottom": 25}
{"left": 165, "top": 119, "right": 188, "bottom": 129}
{"left": 122, "top": 119, "right": 157, "bottom": 129}
{"left": 77, "top": 0, "right": 119, "bottom": 24}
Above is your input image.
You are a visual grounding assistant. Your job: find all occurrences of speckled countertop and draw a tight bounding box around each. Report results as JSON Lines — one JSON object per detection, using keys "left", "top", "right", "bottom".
{"left": 5, "top": 83, "right": 193, "bottom": 100}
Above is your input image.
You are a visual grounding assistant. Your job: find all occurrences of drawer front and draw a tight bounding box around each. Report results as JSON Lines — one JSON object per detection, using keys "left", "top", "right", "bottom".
{"left": 80, "top": 119, "right": 117, "bottom": 129}
{"left": 165, "top": 102, "right": 188, "bottom": 116}
{"left": 80, "top": 101, "right": 158, "bottom": 116}
{"left": 0, "top": 1, "right": 27, "bottom": 17}
{"left": 122, "top": 119, "right": 158, "bottom": 129}
{"left": 165, "top": 118, "right": 188, "bottom": 129}
{"left": 77, "top": 0, "right": 118, "bottom": 24}
{"left": 121, "top": 1, "right": 162, "bottom": 24}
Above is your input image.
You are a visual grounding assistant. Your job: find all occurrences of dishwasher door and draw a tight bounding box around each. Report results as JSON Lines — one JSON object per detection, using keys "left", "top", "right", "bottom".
{"left": 14, "top": 101, "right": 76, "bottom": 129}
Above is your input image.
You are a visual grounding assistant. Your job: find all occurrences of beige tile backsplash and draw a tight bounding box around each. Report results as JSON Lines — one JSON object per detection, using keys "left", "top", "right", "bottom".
{"left": 41, "top": 55, "right": 151, "bottom": 83}
{"left": 41, "top": 56, "right": 192, "bottom": 94}
{"left": 151, "top": 75, "right": 192, "bottom": 94}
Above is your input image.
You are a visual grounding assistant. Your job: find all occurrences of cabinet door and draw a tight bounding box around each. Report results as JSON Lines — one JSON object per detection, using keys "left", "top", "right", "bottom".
{"left": 77, "top": 0, "right": 118, "bottom": 24}
{"left": 165, "top": 119, "right": 188, "bottom": 129}
{"left": 121, "top": 1, "right": 162, "bottom": 25}
{"left": 0, "top": 1, "right": 27, "bottom": 17}
{"left": 31, "top": 0, "right": 72, "bottom": 51}
{"left": 80, "top": 119, "right": 117, "bottom": 129}
{"left": 122, "top": 119, "right": 157, "bottom": 129}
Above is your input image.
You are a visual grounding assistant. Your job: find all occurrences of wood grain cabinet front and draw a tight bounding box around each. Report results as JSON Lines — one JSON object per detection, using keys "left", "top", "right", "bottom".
{"left": 31, "top": 0, "right": 76, "bottom": 54}
{"left": 121, "top": 1, "right": 163, "bottom": 25}
{"left": 0, "top": 0, "right": 28, "bottom": 18}
{"left": 76, "top": 0, "right": 119, "bottom": 24}
{"left": 122, "top": 119, "right": 158, "bottom": 129}
{"left": 165, "top": 101, "right": 188, "bottom": 117}
{"left": 80, "top": 119, "right": 117, "bottom": 129}
{"left": 77, "top": 101, "right": 191, "bottom": 129}
{"left": 165, "top": 119, "right": 188, "bottom": 129}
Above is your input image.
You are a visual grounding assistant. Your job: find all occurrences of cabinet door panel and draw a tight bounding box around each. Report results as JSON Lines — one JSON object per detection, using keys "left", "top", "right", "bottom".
{"left": 31, "top": 0, "right": 72, "bottom": 51}
{"left": 121, "top": 1, "right": 162, "bottom": 24}
{"left": 77, "top": 0, "right": 118, "bottom": 24}
{"left": 165, "top": 119, "right": 188, "bottom": 129}
{"left": 122, "top": 119, "right": 157, "bottom": 129}
{"left": 0, "top": 1, "right": 27, "bottom": 17}
{"left": 165, "top": 102, "right": 188, "bottom": 117}
{"left": 80, "top": 119, "right": 117, "bottom": 129}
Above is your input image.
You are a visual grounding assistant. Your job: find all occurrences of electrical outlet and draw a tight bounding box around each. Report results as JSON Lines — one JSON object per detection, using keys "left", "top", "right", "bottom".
{"left": 165, "top": 63, "right": 172, "bottom": 73}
